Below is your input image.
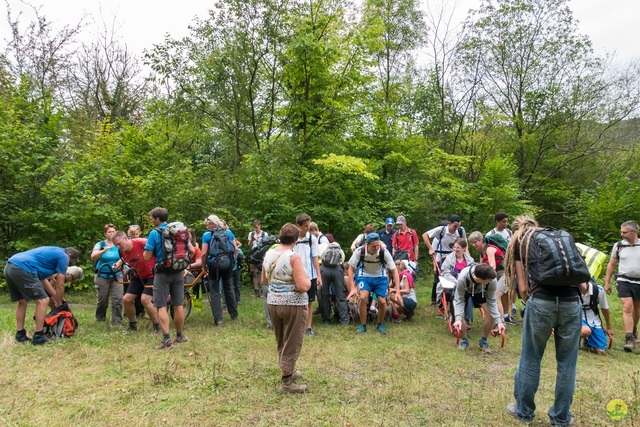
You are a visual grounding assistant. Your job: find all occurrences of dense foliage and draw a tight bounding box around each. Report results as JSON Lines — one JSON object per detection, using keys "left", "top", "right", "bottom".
{"left": 1, "top": 0, "right": 638, "bottom": 287}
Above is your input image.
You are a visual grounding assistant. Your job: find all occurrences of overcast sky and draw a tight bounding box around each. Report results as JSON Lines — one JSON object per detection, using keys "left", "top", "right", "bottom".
{"left": 1, "top": 0, "right": 638, "bottom": 64}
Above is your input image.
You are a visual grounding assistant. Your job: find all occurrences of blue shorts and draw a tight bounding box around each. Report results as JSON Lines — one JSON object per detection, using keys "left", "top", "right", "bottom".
{"left": 357, "top": 276, "right": 388, "bottom": 299}
{"left": 403, "top": 297, "right": 417, "bottom": 313}
{"left": 582, "top": 319, "right": 607, "bottom": 350}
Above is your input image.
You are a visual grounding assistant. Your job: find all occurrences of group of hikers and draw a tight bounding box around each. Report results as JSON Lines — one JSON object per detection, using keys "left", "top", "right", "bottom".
{"left": 4, "top": 207, "right": 640, "bottom": 425}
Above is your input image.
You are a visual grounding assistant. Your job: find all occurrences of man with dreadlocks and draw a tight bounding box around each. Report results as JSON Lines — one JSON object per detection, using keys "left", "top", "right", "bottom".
{"left": 504, "top": 216, "right": 581, "bottom": 427}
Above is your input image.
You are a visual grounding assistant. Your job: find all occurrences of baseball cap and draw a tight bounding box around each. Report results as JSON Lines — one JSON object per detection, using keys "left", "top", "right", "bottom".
{"left": 385, "top": 217, "right": 394, "bottom": 225}
{"left": 205, "top": 214, "right": 219, "bottom": 224}
{"left": 396, "top": 215, "right": 406, "bottom": 224}
{"left": 366, "top": 233, "right": 381, "bottom": 243}
{"left": 449, "top": 214, "right": 462, "bottom": 223}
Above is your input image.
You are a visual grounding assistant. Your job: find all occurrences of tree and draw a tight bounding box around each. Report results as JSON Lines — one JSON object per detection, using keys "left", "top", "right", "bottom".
{"left": 458, "top": 0, "right": 640, "bottom": 204}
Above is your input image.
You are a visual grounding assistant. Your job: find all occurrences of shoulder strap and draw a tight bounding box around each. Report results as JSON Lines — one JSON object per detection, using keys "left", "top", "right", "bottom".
{"left": 458, "top": 227, "right": 464, "bottom": 238}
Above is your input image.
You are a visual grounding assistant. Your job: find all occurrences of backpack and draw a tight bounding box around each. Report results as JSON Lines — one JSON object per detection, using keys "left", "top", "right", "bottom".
{"left": 484, "top": 233, "right": 509, "bottom": 270}
{"left": 318, "top": 233, "right": 335, "bottom": 244}
{"left": 321, "top": 242, "right": 343, "bottom": 267}
{"left": 524, "top": 228, "right": 590, "bottom": 287}
{"left": 435, "top": 225, "right": 465, "bottom": 254}
{"left": 582, "top": 281, "right": 601, "bottom": 322}
{"left": 207, "top": 228, "right": 235, "bottom": 271}
{"left": 156, "top": 222, "right": 191, "bottom": 271}
{"left": 91, "top": 240, "right": 118, "bottom": 278}
{"left": 357, "top": 245, "right": 387, "bottom": 275}
{"left": 44, "top": 303, "right": 78, "bottom": 338}
{"left": 393, "top": 229, "right": 417, "bottom": 260}
{"left": 247, "top": 235, "right": 277, "bottom": 265}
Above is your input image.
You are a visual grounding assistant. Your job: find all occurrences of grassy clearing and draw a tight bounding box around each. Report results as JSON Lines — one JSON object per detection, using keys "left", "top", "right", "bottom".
{"left": 0, "top": 280, "right": 639, "bottom": 426}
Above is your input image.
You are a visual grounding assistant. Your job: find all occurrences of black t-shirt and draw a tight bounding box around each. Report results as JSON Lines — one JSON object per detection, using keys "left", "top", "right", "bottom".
{"left": 514, "top": 235, "right": 579, "bottom": 298}
{"left": 377, "top": 228, "right": 396, "bottom": 251}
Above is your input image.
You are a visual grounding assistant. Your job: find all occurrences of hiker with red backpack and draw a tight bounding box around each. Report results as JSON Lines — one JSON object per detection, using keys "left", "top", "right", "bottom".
{"left": 604, "top": 220, "right": 640, "bottom": 352}
{"left": 468, "top": 230, "right": 517, "bottom": 326}
{"left": 5, "top": 246, "right": 80, "bottom": 345}
{"left": 144, "top": 207, "right": 190, "bottom": 349}
{"left": 202, "top": 214, "right": 239, "bottom": 327}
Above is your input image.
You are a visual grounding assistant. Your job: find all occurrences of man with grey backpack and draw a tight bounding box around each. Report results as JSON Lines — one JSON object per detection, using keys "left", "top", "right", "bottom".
{"left": 319, "top": 242, "right": 350, "bottom": 325}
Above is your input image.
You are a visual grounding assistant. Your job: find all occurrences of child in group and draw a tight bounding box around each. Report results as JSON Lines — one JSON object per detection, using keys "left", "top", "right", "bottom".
{"left": 388, "top": 260, "right": 417, "bottom": 321}
{"left": 580, "top": 280, "right": 613, "bottom": 355}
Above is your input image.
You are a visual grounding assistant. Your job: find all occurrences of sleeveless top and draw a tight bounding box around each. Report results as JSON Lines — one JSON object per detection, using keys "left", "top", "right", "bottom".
{"left": 264, "top": 248, "right": 308, "bottom": 306}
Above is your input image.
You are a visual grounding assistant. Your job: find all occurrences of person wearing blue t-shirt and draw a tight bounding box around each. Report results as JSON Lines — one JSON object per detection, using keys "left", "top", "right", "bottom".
{"left": 144, "top": 207, "right": 187, "bottom": 349}
{"left": 4, "top": 246, "right": 80, "bottom": 345}
{"left": 201, "top": 214, "right": 238, "bottom": 326}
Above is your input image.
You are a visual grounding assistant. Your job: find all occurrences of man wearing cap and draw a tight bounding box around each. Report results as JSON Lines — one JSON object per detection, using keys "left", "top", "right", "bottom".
{"left": 347, "top": 233, "right": 400, "bottom": 335}
{"left": 423, "top": 214, "right": 467, "bottom": 306}
{"left": 4, "top": 246, "right": 80, "bottom": 345}
{"left": 377, "top": 217, "right": 396, "bottom": 251}
{"left": 391, "top": 216, "right": 419, "bottom": 262}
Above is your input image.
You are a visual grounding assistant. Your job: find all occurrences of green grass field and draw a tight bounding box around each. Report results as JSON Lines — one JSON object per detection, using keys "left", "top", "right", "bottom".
{"left": 0, "top": 279, "right": 638, "bottom": 426}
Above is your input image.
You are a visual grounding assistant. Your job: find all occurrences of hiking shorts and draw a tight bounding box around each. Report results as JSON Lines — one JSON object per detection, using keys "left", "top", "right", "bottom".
{"left": 582, "top": 319, "right": 607, "bottom": 350}
{"left": 126, "top": 275, "right": 154, "bottom": 297}
{"left": 4, "top": 263, "right": 49, "bottom": 302}
{"left": 357, "top": 276, "right": 389, "bottom": 299}
{"left": 464, "top": 291, "right": 487, "bottom": 309}
{"left": 152, "top": 270, "right": 185, "bottom": 307}
{"left": 307, "top": 278, "right": 318, "bottom": 302}
{"left": 616, "top": 280, "right": 640, "bottom": 301}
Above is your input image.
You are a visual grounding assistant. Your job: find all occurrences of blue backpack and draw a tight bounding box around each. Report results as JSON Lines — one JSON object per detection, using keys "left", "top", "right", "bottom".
{"left": 207, "top": 228, "right": 235, "bottom": 271}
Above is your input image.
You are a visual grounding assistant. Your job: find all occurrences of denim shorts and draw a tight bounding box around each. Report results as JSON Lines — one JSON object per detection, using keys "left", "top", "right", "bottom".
{"left": 403, "top": 297, "right": 417, "bottom": 313}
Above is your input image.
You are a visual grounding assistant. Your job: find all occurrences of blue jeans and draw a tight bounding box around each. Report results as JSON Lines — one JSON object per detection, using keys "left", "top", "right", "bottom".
{"left": 513, "top": 295, "right": 581, "bottom": 425}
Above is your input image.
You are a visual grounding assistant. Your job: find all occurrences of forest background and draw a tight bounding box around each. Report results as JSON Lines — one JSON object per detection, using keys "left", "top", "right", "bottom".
{"left": 0, "top": 0, "right": 639, "bottom": 289}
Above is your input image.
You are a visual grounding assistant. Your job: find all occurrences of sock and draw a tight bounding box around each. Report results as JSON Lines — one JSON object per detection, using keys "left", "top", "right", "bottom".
{"left": 16, "top": 329, "right": 26, "bottom": 336}
{"left": 163, "top": 333, "right": 171, "bottom": 342}
{"left": 34, "top": 330, "right": 44, "bottom": 336}
{"left": 177, "top": 332, "right": 183, "bottom": 338}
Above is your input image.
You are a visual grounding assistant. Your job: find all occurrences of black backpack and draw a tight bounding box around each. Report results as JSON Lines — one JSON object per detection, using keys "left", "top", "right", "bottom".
{"left": 207, "top": 228, "right": 235, "bottom": 271}
{"left": 582, "top": 281, "right": 601, "bottom": 322}
{"left": 246, "top": 235, "right": 277, "bottom": 265}
{"left": 524, "top": 228, "right": 590, "bottom": 287}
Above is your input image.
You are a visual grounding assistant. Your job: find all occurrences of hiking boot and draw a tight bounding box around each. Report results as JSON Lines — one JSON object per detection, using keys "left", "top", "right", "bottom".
{"left": 153, "top": 323, "right": 161, "bottom": 333}
{"left": 391, "top": 316, "right": 402, "bottom": 324}
{"left": 369, "top": 306, "right": 378, "bottom": 315}
{"left": 504, "top": 316, "right": 519, "bottom": 326}
{"left": 550, "top": 415, "right": 575, "bottom": 426}
{"left": 128, "top": 321, "right": 138, "bottom": 331}
{"left": 405, "top": 310, "right": 415, "bottom": 320}
{"left": 479, "top": 338, "right": 491, "bottom": 354}
{"left": 458, "top": 338, "right": 469, "bottom": 350}
{"left": 174, "top": 335, "right": 188, "bottom": 344}
{"left": 624, "top": 334, "right": 635, "bottom": 352}
{"left": 155, "top": 339, "right": 173, "bottom": 350}
{"left": 305, "top": 328, "right": 315, "bottom": 337}
{"left": 506, "top": 403, "right": 533, "bottom": 424}
{"left": 31, "top": 334, "right": 49, "bottom": 346}
{"left": 356, "top": 324, "right": 367, "bottom": 334}
{"left": 15, "top": 330, "right": 31, "bottom": 343}
{"left": 376, "top": 323, "right": 387, "bottom": 335}
{"left": 280, "top": 376, "right": 307, "bottom": 393}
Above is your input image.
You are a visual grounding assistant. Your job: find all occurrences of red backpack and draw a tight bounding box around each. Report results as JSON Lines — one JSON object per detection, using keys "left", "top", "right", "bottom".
{"left": 44, "top": 303, "right": 78, "bottom": 338}
{"left": 157, "top": 222, "right": 191, "bottom": 271}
